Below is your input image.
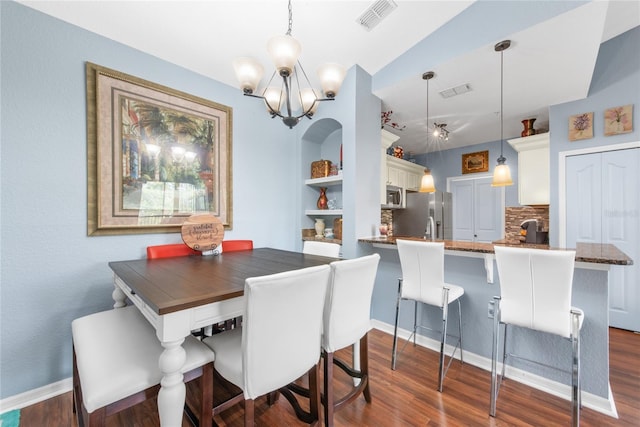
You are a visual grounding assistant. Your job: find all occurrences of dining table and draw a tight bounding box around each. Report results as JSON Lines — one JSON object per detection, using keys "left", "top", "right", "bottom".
{"left": 108, "top": 247, "right": 338, "bottom": 427}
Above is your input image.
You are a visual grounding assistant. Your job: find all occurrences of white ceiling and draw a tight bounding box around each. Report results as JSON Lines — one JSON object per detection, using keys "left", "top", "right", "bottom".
{"left": 19, "top": 0, "right": 640, "bottom": 154}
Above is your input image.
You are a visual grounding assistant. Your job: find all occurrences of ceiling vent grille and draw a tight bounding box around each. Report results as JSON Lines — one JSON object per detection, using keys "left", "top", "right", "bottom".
{"left": 356, "top": 0, "right": 398, "bottom": 31}
{"left": 439, "top": 83, "right": 472, "bottom": 99}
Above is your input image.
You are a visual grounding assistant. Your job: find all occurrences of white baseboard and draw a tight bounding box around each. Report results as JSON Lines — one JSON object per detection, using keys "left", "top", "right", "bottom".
{"left": 0, "top": 378, "right": 72, "bottom": 413}
{"left": 0, "top": 323, "right": 619, "bottom": 419}
{"left": 371, "top": 319, "right": 619, "bottom": 419}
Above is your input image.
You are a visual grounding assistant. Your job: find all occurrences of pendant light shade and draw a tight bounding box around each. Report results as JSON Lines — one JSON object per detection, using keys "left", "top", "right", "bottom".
{"left": 491, "top": 40, "right": 514, "bottom": 187}
{"left": 232, "top": 57, "right": 264, "bottom": 94}
{"left": 492, "top": 163, "right": 513, "bottom": 186}
{"left": 419, "top": 169, "right": 436, "bottom": 193}
{"left": 267, "top": 34, "right": 301, "bottom": 76}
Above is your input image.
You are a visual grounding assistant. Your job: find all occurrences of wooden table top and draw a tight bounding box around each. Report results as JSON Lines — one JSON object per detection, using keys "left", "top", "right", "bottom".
{"left": 109, "top": 248, "right": 337, "bottom": 315}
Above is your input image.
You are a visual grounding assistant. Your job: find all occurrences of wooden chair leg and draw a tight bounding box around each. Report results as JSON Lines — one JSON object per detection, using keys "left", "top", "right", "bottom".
{"left": 309, "top": 362, "right": 321, "bottom": 426}
{"left": 323, "top": 351, "right": 335, "bottom": 427}
{"left": 360, "top": 334, "right": 371, "bottom": 403}
{"left": 244, "top": 399, "right": 255, "bottom": 427}
{"left": 200, "top": 363, "right": 213, "bottom": 427}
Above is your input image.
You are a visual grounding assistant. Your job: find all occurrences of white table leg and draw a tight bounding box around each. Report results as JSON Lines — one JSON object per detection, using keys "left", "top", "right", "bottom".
{"left": 112, "top": 284, "right": 127, "bottom": 308}
{"left": 158, "top": 338, "right": 187, "bottom": 427}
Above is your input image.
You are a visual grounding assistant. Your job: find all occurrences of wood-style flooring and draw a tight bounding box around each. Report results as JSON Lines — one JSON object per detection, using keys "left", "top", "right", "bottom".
{"left": 17, "top": 327, "right": 639, "bottom": 426}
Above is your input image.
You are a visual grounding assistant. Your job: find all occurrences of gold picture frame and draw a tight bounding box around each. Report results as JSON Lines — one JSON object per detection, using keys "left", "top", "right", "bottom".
{"left": 86, "top": 62, "right": 233, "bottom": 236}
{"left": 462, "top": 150, "right": 489, "bottom": 174}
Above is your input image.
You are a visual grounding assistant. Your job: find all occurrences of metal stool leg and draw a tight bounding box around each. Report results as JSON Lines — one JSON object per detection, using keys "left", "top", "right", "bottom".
{"left": 391, "top": 279, "right": 402, "bottom": 370}
{"left": 490, "top": 296, "right": 501, "bottom": 417}
{"left": 571, "top": 310, "right": 581, "bottom": 427}
{"left": 437, "top": 288, "right": 450, "bottom": 392}
{"left": 457, "top": 298, "right": 463, "bottom": 363}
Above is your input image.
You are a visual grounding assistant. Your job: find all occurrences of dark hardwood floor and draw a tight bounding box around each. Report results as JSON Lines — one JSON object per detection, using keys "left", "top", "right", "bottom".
{"left": 18, "top": 327, "right": 639, "bottom": 426}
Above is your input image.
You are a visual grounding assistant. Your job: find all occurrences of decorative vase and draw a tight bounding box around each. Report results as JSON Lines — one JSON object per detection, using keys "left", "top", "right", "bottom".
{"left": 315, "top": 219, "right": 325, "bottom": 238}
{"left": 521, "top": 118, "right": 537, "bottom": 137}
{"left": 317, "top": 187, "right": 328, "bottom": 210}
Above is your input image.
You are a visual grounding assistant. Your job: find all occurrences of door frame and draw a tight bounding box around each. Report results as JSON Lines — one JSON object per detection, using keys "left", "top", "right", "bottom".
{"left": 558, "top": 141, "right": 640, "bottom": 247}
{"left": 447, "top": 172, "right": 506, "bottom": 241}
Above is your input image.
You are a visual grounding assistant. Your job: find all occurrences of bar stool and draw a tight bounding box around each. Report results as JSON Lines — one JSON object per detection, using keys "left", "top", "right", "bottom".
{"left": 491, "top": 246, "right": 583, "bottom": 426}
{"left": 392, "top": 239, "right": 464, "bottom": 392}
{"left": 322, "top": 254, "right": 380, "bottom": 426}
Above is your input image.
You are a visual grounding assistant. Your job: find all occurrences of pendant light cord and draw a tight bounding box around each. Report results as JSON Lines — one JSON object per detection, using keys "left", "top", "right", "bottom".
{"left": 500, "top": 46, "right": 504, "bottom": 160}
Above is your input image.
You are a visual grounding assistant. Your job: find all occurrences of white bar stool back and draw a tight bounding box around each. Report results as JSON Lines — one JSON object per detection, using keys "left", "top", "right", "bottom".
{"left": 491, "top": 246, "right": 583, "bottom": 426}
{"left": 392, "top": 239, "right": 465, "bottom": 392}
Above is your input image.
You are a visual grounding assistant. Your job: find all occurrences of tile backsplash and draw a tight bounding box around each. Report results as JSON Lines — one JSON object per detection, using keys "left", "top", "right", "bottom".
{"left": 505, "top": 206, "right": 550, "bottom": 242}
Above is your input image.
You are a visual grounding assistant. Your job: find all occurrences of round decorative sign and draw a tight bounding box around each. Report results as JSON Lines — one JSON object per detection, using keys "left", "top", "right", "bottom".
{"left": 181, "top": 214, "right": 224, "bottom": 252}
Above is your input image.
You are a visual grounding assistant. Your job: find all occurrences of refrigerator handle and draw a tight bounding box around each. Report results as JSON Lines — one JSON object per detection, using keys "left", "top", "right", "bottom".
{"left": 426, "top": 216, "right": 435, "bottom": 241}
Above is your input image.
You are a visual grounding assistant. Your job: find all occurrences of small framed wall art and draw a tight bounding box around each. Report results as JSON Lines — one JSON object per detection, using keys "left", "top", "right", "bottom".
{"left": 462, "top": 150, "right": 489, "bottom": 174}
{"left": 568, "top": 112, "right": 593, "bottom": 141}
{"left": 604, "top": 104, "right": 633, "bottom": 136}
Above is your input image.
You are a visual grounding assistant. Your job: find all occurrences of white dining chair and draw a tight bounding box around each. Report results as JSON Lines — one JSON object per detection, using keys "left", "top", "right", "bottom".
{"left": 321, "top": 253, "right": 380, "bottom": 427}
{"left": 491, "top": 246, "right": 583, "bottom": 426}
{"left": 392, "top": 239, "right": 465, "bottom": 392}
{"left": 72, "top": 305, "right": 214, "bottom": 426}
{"left": 303, "top": 240, "right": 341, "bottom": 258}
{"left": 203, "top": 264, "right": 331, "bottom": 426}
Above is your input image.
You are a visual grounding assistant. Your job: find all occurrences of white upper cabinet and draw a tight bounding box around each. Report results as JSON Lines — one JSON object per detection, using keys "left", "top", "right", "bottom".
{"left": 508, "top": 133, "right": 550, "bottom": 206}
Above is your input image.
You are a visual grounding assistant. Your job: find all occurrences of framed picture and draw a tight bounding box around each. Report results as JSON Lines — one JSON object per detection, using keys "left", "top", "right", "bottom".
{"left": 462, "top": 150, "right": 489, "bottom": 174}
{"left": 604, "top": 104, "right": 633, "bottom": 136}
{"left": 86, "top": 62, "right": 233, "bottom": 236}
{"left": 568, "top": 112, "right": 593, "bottom": 141}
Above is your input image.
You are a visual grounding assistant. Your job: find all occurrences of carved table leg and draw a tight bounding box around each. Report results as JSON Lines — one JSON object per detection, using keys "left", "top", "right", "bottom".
{"left": 158, "top": 338, "right": 187, "bottom": 426}
{"left": 112, "top": 284, "right": 127, "bottom": 309}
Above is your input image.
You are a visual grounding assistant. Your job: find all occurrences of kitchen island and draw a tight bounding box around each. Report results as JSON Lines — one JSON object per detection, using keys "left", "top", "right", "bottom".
{"left": 359, "top": 236, "right": 632, "bottom": 418}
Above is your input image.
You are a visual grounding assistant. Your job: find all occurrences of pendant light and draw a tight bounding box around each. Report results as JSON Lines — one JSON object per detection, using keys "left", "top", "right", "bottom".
{"left": 491, "top": 40, "right": 514, "bottom": 187}
{"left": 419, "top": 71, "right": 436, "bottom": 193}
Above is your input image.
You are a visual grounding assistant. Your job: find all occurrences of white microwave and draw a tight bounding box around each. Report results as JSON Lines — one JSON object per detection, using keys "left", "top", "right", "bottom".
{"left": 383, "top": 185, "right": 404, "bottom": 209}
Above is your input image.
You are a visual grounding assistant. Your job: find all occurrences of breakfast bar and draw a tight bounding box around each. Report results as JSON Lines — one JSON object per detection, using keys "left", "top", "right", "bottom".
{"left": 359, "top": 237, "right": 632, "bottom": 417}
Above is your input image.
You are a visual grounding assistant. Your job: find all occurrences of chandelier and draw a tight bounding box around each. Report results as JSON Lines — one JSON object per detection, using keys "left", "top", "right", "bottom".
{"left": 433, "top": 123, "right": 449, "bottom": 141}
{"left": 232, "top": 0, "right": 346, "bottom": 129}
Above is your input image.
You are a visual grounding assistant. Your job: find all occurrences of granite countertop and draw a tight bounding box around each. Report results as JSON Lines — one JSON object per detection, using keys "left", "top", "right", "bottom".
{"left": 359, "top": 236, "right": 633, "bottom": 266}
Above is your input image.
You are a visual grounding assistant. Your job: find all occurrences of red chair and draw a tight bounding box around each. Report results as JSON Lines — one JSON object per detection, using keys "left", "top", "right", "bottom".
{"left": 222, "top": 240, "right": 254, "bottom": 252}
{"left": 146, "top": 243, "right": 199, "bottom": 259}
{"left": 147, "top": 243, "right": 204, "bottom": 336}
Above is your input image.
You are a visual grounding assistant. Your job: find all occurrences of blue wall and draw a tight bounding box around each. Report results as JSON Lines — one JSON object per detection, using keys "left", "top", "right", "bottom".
{"left": 549, "top": 26, "right": 640, "bottom": 246}
{"left": 0, "top": 2, "right": 295, "bottom": 398}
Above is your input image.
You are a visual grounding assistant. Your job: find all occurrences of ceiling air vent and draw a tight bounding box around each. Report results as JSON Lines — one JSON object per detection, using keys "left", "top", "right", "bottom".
{"left": 357, "top": 0, "right": 398, "bottom": 31}
{"left": 439, "top": 83, "right": 472, "bottom": 99}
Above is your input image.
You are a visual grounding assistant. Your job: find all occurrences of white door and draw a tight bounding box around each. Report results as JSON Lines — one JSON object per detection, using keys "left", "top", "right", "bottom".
{"left": 566, "top": 148, "right": 640, "bottom": 331}
{"left": 450, "top": 176, "right": 504, "bottom": 243}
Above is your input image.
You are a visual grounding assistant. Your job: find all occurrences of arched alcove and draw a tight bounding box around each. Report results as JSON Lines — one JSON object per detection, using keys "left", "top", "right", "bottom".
{"left": 300, "top": 118, "right": 344, "bottom": 250}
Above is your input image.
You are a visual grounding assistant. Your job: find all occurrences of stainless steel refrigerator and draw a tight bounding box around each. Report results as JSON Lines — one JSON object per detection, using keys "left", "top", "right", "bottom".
{"left": 392, "top": 191, "right": 452, "bottom": 240}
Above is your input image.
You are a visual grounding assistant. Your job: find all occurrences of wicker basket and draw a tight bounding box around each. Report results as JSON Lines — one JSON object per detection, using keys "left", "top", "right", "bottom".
{"left": 311, "top": 160, "right": 332, "bottom": 179}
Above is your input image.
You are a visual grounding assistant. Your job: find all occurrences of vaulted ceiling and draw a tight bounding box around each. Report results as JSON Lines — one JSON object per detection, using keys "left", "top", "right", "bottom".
{"left": 19, "top": 1, "right": 640, "bottom": 153}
